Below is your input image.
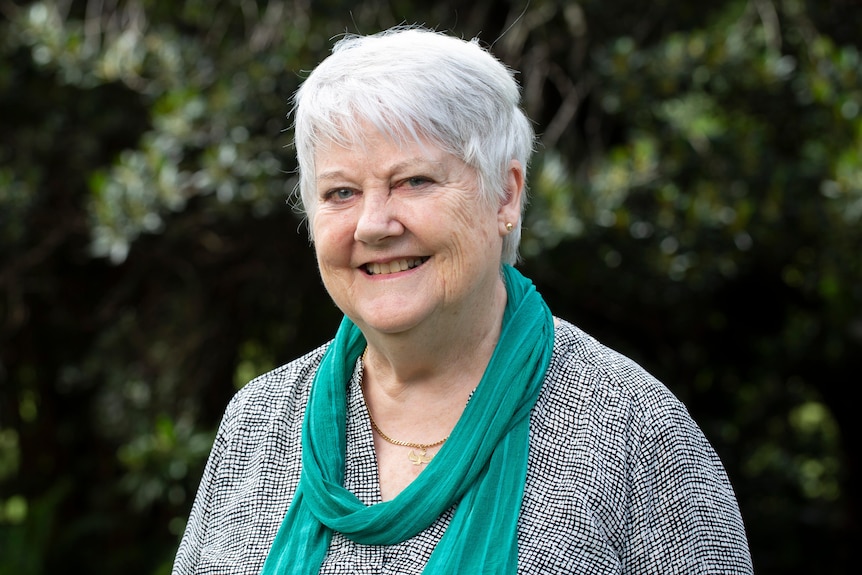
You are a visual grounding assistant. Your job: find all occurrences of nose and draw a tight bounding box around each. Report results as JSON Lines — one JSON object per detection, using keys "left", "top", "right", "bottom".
{"left": 354, "top": 190, "right": 404, "bottom": 243}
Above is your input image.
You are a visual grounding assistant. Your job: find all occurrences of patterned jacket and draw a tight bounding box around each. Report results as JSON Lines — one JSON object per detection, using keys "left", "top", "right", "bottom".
{"left": 173, "top": 319, "right": 753, "bottom": 574}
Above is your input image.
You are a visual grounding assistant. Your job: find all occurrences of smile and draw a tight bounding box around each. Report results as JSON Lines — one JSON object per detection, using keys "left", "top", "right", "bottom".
{"left": 364, "top": 257, "right": 429, "bottom": 276}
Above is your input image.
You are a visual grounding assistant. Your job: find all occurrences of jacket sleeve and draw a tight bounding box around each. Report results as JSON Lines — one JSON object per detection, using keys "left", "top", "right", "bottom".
{"left": 622, "top": 398, "right": 753, "bottom": 574}
{"left": 171, "top": 401, "right": 234, "bottom": 575}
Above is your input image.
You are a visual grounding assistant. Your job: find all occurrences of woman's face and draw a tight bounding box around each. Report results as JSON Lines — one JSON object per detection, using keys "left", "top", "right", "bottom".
{"left": 311, "top": 127, "right": 521, "bottom": 338}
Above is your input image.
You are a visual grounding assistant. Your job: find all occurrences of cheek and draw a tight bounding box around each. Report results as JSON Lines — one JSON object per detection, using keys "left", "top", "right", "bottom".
{"left": 312, "top": 215, "right": 352, "bottom": 258}
{"left": 444, "top": 223, "right": 498, "bottom": 276}
{"left": 440, "top": 192, "right": 492, "bottom": 231}
{"left": 451, "top": 206, "right": 497, "bottom": 249}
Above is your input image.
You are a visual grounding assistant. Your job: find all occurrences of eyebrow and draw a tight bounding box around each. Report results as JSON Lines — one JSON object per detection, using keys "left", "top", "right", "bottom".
{"left": 315, "top": 158, "right": 444, "bottom": 184}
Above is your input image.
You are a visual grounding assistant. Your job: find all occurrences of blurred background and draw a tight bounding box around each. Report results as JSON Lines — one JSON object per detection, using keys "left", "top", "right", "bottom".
{"left": 1, "top": 0, "right": 859, "bottom": 573}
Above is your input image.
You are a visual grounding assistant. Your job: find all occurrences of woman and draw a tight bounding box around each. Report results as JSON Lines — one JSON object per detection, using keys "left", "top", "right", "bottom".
{"left": 173, "top": 27, "right": 753, "bottom": 574}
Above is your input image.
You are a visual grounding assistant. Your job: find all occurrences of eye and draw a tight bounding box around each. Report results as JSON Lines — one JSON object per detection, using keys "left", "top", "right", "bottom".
{"left": 403, "top": 176, "right": 432, "bottom": 188}
{"left": 324, "top": 188, "right": 356, "bottom": 202}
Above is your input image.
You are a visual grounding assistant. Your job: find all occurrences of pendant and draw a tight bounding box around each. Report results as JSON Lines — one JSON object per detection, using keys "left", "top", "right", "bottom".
{"left": 408, "top": 448, "right": 432, "bottom": 465}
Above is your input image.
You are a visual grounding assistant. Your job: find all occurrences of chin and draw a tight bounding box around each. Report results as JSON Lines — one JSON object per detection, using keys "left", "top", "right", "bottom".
{"left": 349, "top": 307, "right": 427, "bottom": 335}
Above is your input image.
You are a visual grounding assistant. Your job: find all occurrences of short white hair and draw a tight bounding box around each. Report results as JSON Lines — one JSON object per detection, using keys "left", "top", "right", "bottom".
{"left": 291, "top": 26, "right": 534, "bottom": 264}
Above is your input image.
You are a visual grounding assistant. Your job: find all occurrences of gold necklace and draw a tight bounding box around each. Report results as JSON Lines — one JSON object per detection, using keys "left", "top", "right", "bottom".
{"left": 362, "top": 348, "right": 448, "bottom": 466}
{"left": 368, "top": 414, "right": 448, "bottom": 465}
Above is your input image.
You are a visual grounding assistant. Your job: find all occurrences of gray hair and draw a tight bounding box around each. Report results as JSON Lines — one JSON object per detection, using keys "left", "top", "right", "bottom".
{"left": 291, "top": 26, "right": 535, "bottom": 265}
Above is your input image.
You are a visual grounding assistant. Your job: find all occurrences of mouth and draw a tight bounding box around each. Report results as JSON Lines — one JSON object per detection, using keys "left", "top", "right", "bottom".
{"left": 363, "top": 257, "right": 429, "bottom": 276}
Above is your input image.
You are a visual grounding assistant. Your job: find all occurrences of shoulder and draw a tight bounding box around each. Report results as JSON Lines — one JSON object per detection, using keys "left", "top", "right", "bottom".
{"left": 205, "top": 341, "right": 331, "bottom": 479}
{"left": 531, "top": 317, "right": 698, "bottom": 482}
{"left": 543, "top": 317, "right": 683, "bottom": 426}
{"left": 220, "top": 341, "right": 330, "bottom": 432}
{"left": 520, "top": 319, "right": 751, "bottom": 572}
{"left": 532, "top": 317, "right": 723, "bottom": 492}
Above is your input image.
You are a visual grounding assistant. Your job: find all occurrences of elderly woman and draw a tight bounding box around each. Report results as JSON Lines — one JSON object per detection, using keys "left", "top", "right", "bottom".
{"left": 173, "top": 27, "right": 753, "bottom": 574}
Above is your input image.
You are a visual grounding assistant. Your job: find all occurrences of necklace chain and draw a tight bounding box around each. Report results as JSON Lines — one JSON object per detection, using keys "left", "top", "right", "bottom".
{"left": 367, "top": 414, "right": 448, "bottom": 450}
{"left": 361, "top": 348, "right": 449, "bottom": 463}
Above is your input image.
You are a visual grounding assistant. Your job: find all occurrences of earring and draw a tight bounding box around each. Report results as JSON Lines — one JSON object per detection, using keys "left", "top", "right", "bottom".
{"left": 505, "top": 222, "right": 514, "bottom": 232}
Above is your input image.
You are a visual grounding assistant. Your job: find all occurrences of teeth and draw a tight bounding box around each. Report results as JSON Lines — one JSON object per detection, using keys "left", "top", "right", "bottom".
{"left": 366, "top": 257, "right": 427, "bottom": 276}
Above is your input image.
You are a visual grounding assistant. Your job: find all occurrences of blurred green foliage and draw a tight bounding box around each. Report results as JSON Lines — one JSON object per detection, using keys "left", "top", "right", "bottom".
{"left": 1, "top": 1, "right": 859, "bottom": 573}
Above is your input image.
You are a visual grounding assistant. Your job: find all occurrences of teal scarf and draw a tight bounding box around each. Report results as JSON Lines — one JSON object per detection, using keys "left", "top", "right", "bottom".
{"left": 260, "top": 264, "right": 554, "bottom": 573}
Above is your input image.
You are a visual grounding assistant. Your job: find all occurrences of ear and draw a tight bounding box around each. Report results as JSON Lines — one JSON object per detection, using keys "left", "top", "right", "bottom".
{"left": 498, "top": 160, "right": 525, "bottom": 235}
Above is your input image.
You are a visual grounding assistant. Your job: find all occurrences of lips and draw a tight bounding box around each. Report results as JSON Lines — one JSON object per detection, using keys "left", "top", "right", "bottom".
{"left": 364, "top": 257, "right": 429, "bottom": 276}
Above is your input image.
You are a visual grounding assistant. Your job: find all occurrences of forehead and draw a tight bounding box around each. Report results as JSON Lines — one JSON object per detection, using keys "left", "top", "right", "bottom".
{"left": 315, "top": 113, "right": 454, "bottom": 157}
{"left": 313, "top": 129, "right": 454, "bottom": 178}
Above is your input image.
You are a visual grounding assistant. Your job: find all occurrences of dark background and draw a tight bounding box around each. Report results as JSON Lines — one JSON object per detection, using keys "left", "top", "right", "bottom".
{"left": 1, "top": 0, "right": 859, "bottom": 573}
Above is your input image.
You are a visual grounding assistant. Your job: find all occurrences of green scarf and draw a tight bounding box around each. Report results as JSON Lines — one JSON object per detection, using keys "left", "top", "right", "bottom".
{"left": 260, "top": 264, "right": 554, "bottom": 573}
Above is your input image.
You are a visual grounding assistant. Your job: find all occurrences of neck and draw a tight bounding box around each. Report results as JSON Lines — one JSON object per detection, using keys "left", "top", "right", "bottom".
{"left": 358, "top": 277, "right": 508, "bottom": 500}
{"left": 360, "top": 277, "right": 507, "bottom": 398}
